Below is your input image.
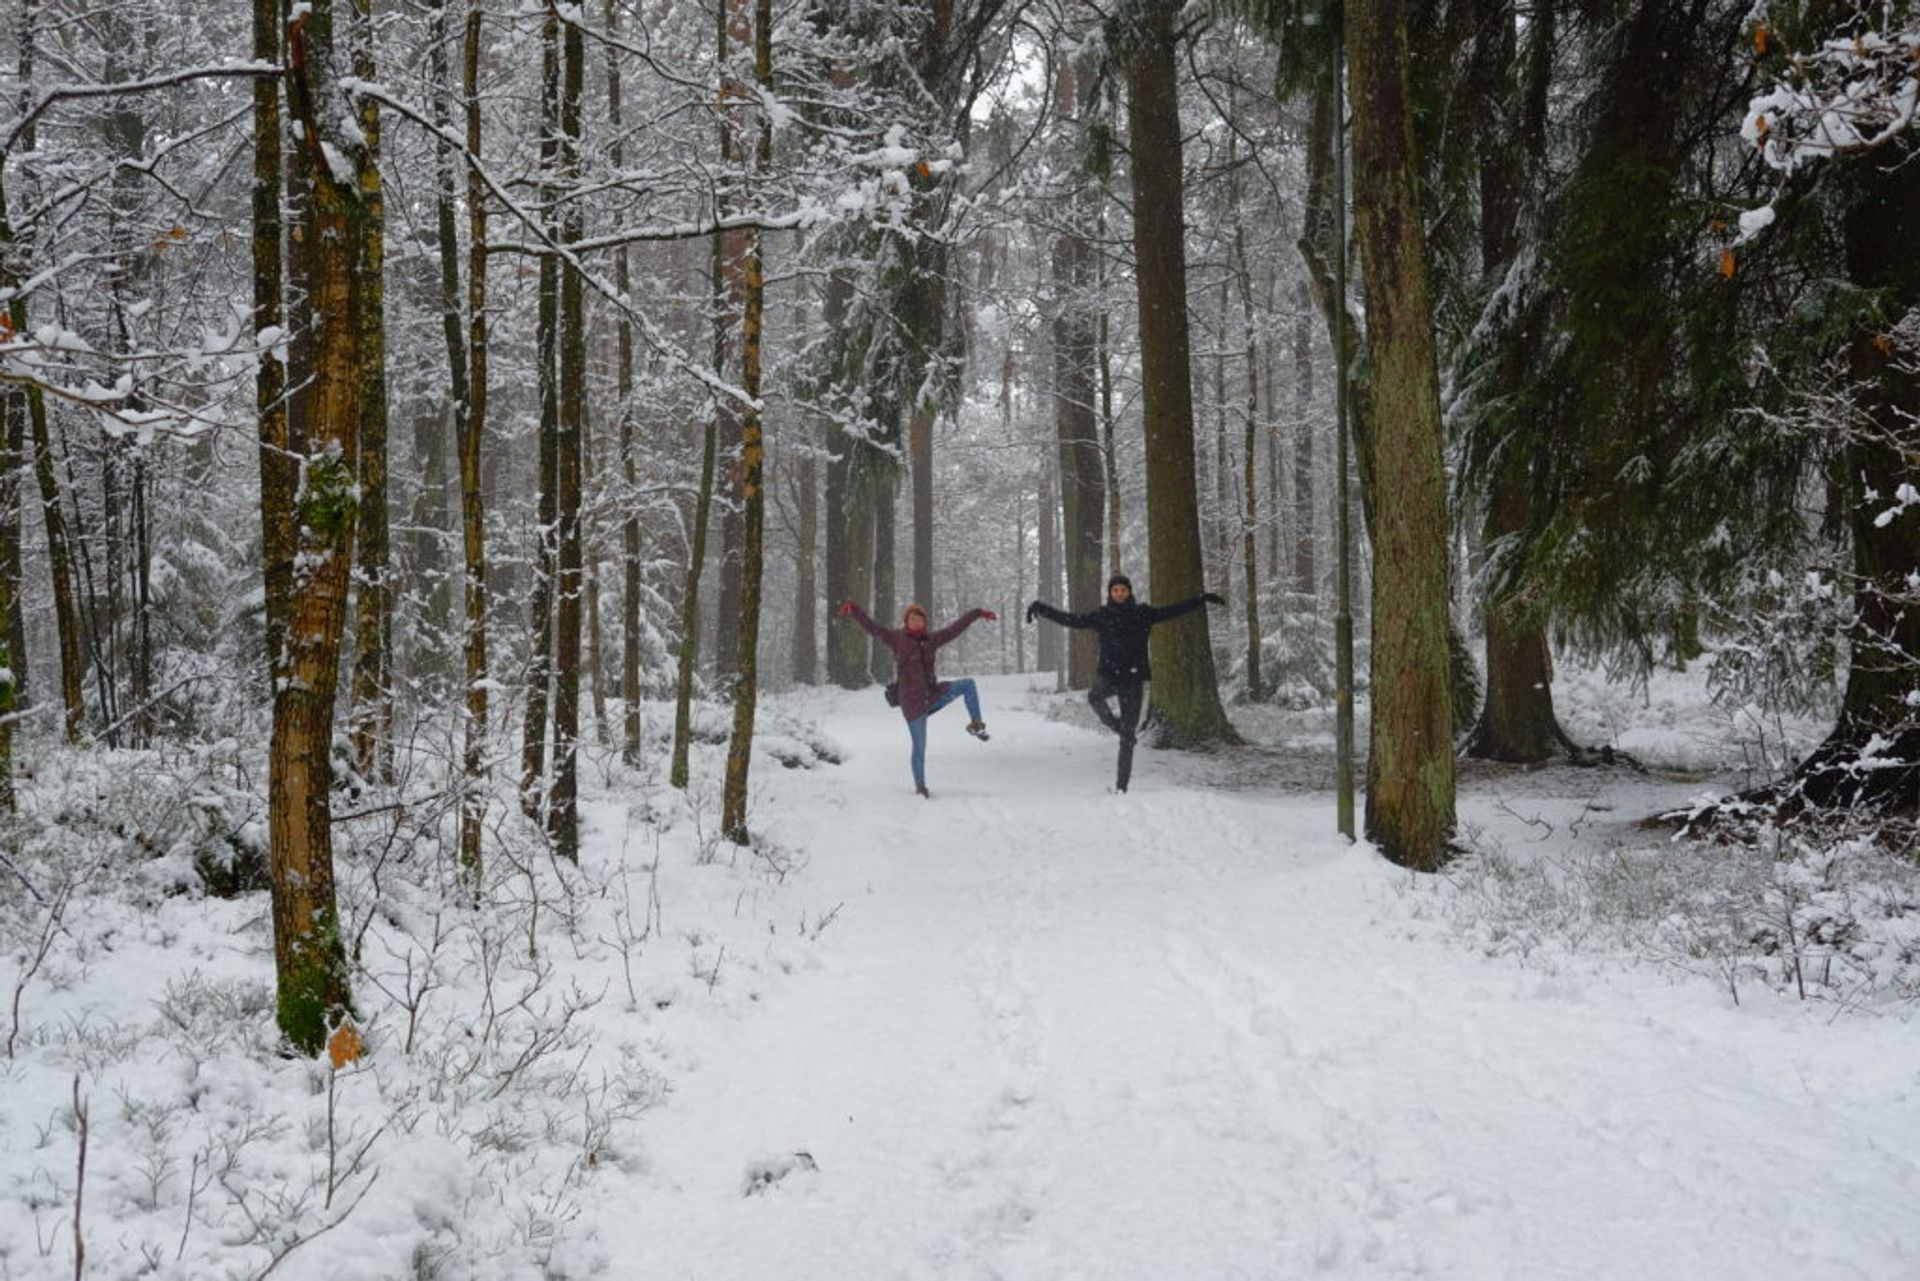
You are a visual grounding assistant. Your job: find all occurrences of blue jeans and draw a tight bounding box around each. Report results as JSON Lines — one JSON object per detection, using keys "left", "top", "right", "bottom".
{"left": 907, "top": 678, "right": 981, "bottom": 786}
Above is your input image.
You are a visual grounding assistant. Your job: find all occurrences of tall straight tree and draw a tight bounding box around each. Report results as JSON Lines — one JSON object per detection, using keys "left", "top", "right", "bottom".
{"left": 270, "top": 0, "right": 362, "bottom": 1052}
{"left": 1291, "top": 278, "right": 1315, "bottom": 597}
{"left": 0, "top": 5, "right": 84, "bottom": 744}
{"left": 670, "top": 253, "right": 726, "bottom": 787}
{"left": 606, "top": 0, "right": 644, "bottom": 761}
{"left": 346, "top": 0, "right": 392, "bottom": 781}
{"left": 549, "top": 6, "right": 587, "bottom": 860}
{"left": 252, "top": 0, "right": 290, "bottom": 684}
{"left": 1462, "top": 0, "right": 1570, "bottom": 763}
{"left": 1347, "top": 0, "right": 1456, "bottom": 869}
{"left": 1052, "top": 54, "right": 1104, "bottom": 690}
{"left": 1126, "top": 0, "right": 1236, "bottom": 745}
{"left": 790, "top": 426, "right": 820, "bottom": 683}
{"left": 447, "top": 0, "right": 490, "bottom": 881}
{"left": 521, "top": 10, "right": 562, "bottom": 817}
{"left": 821, "top": 270, "right": 875, "bottom": 688}
{"left": 721, "top": 0, "right": 773, "bottom": 844}
{"left": 709, "top": 0, "right": 753, "bottom": 694}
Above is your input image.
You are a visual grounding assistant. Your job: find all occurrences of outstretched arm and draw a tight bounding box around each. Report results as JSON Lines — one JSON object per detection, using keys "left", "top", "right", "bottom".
{"left": 838, "top": 600, "right": 896, "bottom": 643}
{"left": 1142, "top": 592, "right": 1225, "bottom": 624}
{"left": 1026, "top": 600, "right": 1097, "bottom": 628}
{"left": 928, "top": 608, "right": 993, "bottom": 649}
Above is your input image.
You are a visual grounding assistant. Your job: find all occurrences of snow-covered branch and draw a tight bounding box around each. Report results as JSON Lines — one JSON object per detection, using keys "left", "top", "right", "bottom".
{"left": 1744, "top": 24, "right": 1920, "bottom": 174}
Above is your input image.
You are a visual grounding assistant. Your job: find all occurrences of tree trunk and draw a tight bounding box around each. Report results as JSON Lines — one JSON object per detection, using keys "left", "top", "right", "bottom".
{"left": 1292, "top": 279, "right": 1316, "bottom": 597}
{"left": 909, "top": 400, "right": 935, "bottom": 610}
{"left": 248, "top": 18, "right": 288, "bottom": 711}
{"left": 605, "top": 0, "right": 643, "bottom": 763}
{"left": 456, "top": 0, "right": 490, "bottom": 883}
{"left": 0, "top": 393, "right": 22, "bottom": 712}
{"left": 1053, "top": 57, "right": 1104, "bottom": 690}
{"left": 0, "top": 402, "right": 12, "bottom": 804}
{"left": 790, "top": 436, "right": 819, "bottom": 684}
{"left": 1234, "top": 212, "right": 1263, "bottom": 702}
{"left": 669, "top": 219, "right": 728, "bottom": 788}
{"left": 430, "top": 0, "right": 466, "bottom": 671}
{"left": 1348, "top": 0, "right": 1457, "bottom": 870}
{"left": 1127, "top": 0, "right": 1236, "bottom": 746}
{"left": 347, "top": 0, "right": 392, "bottom": 782}
{"left": 1095, "top": 199, "right": 1123, "bottom": 579}
{"left": 1, "top": 1, "right": 33, "bottom": 713}
{"left": 1036, "top": 450, "right": 1062, "bottom": 672}
{"left": 272, "top": 0, "right": 360, "bottom": 1052}
{"left": 1747, "top": 148, "right": 1920, "bottom": 819}
{"left": 669, "top": 398, "right": 719, "bottom": 788}
{"left": 550, "top": 12, "right": 586, "bottom": 861}
{"left": 821, "top": 269, "right": 873, "bottom": 688}
{"left": 708, "top": 0, "right": 750, "bottom": 695}
{"left": 1466, "top": 0, "right": 1568, "bottom": 764}
{"left": 721, "top": 0, "right": 772, "bottom": 845}
{"left": 0, "top": 174, "right": 85, "bottom": 743}
{"left": 869, "top": 469, "right": 897, "bottom": 681}
{"left": 521, "top": 18, "right": 561, "bottom": 819}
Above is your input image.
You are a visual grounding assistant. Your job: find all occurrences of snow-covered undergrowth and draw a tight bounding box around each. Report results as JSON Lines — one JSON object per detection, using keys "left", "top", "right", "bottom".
{"left": 1440, "top": 655, "right": 1918, "bottom": 1009}
{"left": 5, "top": 670, "right": 1918, "bottom": 1279}
{"left": 1438, "top": 825, "right": 1920, "bottom": 1007}
{"left": 0, "top": 702, "right": 834, "bottom": 1281}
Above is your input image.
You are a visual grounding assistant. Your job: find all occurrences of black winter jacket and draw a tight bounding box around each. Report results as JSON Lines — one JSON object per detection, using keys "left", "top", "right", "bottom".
{"left": 1028, "top": 596, "right": 1209, "bottom": 682}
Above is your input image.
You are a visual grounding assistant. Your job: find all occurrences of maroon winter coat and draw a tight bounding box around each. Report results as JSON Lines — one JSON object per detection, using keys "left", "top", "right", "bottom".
{"left": 845, "top": 605, "right": 986, "bottom": 721}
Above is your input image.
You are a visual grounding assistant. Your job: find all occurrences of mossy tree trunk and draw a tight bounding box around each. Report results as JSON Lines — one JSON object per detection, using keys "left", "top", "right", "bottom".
{"left": 1348, "top": 0, "right": 1457, "bottom": 869}
{"left": 272, "top": 0, "right": 361, "bottom": 1053}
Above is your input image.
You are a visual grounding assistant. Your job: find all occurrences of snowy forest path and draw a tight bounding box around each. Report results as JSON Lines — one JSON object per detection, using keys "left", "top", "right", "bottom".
{"left": 594, "top": 674, "right": 1920, "bottom": 1279}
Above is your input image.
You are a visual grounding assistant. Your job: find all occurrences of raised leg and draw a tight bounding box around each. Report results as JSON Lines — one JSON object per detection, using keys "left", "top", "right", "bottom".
{"left": 1087, "top": 675, "right": 1125, "bottom": 736}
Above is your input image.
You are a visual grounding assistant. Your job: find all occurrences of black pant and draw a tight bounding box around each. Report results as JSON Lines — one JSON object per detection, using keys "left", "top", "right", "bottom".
{"left": 1089, "top": 675, "right": 1145, "bottom": 790}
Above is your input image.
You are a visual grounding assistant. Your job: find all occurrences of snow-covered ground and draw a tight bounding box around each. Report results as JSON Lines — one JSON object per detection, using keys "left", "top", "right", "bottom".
{"left": 4, "top": 671, "right": 1918, "bottom": 1279}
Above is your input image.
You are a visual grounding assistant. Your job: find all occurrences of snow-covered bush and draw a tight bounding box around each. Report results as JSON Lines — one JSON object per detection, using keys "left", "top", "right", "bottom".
{"left": 1439, "top": 825, "right": 1920, "bottom": 1008}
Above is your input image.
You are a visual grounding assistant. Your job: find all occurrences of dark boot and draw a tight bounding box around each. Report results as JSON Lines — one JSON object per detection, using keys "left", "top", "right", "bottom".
{"left": 1115, "top": 735, "right": 1135, "bottom": 793}
{"left": 916, "top": 783, "right": 932, "bottom": 799}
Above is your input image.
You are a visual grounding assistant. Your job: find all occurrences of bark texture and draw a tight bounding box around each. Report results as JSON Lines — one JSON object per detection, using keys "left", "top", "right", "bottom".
{"left": 1127, "top": 0, "right": 1236, "bottom": 746}
{"left": 1349, "top": 0, "right": 1457, "bottom": 869}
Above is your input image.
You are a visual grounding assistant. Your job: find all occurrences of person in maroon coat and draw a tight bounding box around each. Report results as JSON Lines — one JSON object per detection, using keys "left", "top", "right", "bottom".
{"left": 839, "top": 599, "right": 996, "bottom": 797}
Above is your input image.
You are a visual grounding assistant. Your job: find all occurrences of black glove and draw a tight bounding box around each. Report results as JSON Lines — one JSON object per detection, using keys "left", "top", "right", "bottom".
{"left": 1203, "top": 591, "right": 1226, "bottom": 607}
{"left": 1025, "top": 600, "right": 1041, "bottom": 624}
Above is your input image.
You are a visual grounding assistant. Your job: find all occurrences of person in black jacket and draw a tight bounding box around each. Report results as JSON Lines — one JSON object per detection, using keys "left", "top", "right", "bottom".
{"left": 1027, "top": 573, "right": 1224, "bottom": 791}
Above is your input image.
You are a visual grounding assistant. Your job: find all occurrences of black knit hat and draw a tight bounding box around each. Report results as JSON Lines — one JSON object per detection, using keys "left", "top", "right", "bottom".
{"left": 1107, "top": 574, "right": 1132, "bottom": 593}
